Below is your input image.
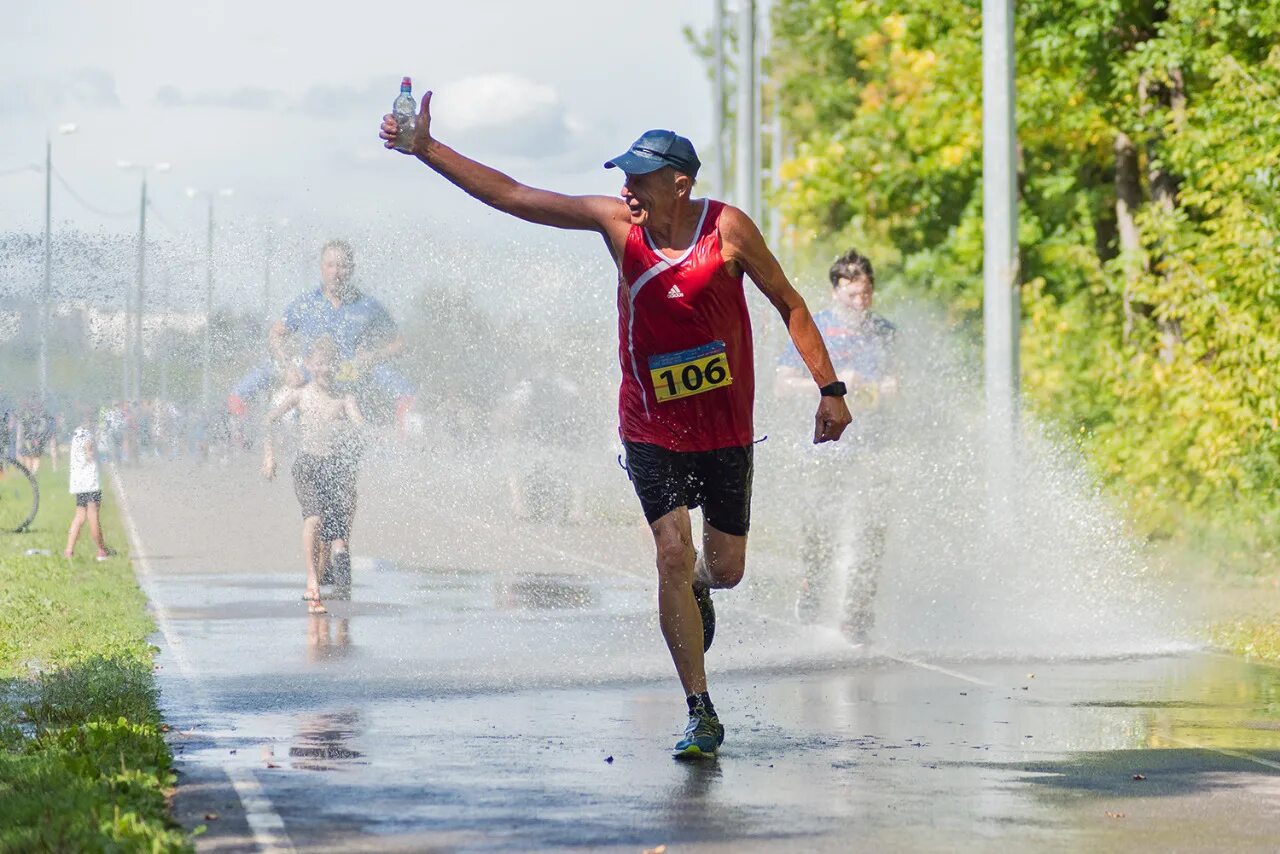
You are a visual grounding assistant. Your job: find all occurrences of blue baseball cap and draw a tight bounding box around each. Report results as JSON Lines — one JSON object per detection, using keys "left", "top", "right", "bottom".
{"left": 604, "top": 129, "right": 701, "bottom": 177}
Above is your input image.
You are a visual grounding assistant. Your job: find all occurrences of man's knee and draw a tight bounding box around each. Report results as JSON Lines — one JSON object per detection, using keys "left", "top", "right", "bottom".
{"left": 707, "top": 552, "right": 745, "bottom": 589}
{"left": 654, "top": 536, "right": 694, "bottom": 585}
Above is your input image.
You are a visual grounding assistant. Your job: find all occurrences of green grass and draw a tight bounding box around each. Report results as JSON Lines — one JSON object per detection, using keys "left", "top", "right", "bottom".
{"left": 0, "top": 463, "right": 192, "bottom": 852}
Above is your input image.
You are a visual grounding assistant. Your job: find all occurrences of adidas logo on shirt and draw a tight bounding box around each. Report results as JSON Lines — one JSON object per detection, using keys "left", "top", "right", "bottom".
{"left": 667, "top": 284, "right": 685, "bottom": 299}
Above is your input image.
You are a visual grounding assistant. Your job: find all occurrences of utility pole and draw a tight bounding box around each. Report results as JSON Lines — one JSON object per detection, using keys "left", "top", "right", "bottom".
{"left": 982, "top": 0, "right": 1019, "bottom": 437}
{"left": 39, "top": 136, "right": 52, "bottom": 404}
{"left": 762, "top": 0, "right": 783, "bottom": 246}
{"left": 158, "top": 272, "right": 170, "bottom": 401}
{"left": 118, "top": 159, "right": 170, "bottom": 400}
{"left": 133, "top": 177, "right": 147, "bottom": 400}
{"left": 735, "top": 0, "right": 758, "bottom": 219}
{"left": 185, "top": 186, "right": 231, "bottom": 415}
{"left": 202, "top": 195, "right": 214, "bottom": 414}
{"left": 38, "top": 124, "right": 77, "bottom": 402}
{"left": 121, "top": 279, "right": 132, "bottom": 403}
{"left": 263, "top": 224, "right": 273, "bottom": 322}
{"left": 711, "top": 0, "right": 726, "bottom": 196}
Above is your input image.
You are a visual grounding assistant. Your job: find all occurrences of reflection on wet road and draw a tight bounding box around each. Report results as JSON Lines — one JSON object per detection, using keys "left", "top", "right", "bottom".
{"left": 119, "top": 461, "right": 1280, "bottom": 852}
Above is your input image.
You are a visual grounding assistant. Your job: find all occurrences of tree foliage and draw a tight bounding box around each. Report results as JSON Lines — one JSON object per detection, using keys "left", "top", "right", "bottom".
{"left": 768, "top": 0, "right": 1280, "bottom": 557}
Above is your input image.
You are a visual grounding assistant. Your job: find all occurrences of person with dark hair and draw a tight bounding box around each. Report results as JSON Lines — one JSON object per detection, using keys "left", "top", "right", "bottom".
{"left": 17, "top": 397, "right": 55, "bottom": 474}
{"left": 776, "top": 249, "right": 897, "bottom": 642}
{"left": 380, "top": 93, "right": 852, "bottom": 757}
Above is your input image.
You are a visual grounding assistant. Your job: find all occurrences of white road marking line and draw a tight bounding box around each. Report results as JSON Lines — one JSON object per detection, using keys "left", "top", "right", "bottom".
{"left": 882, "top": 654, "right": 1003, "bottom": 689}
{"left": 110, "top": 464, "right": 295, "bottom": 853}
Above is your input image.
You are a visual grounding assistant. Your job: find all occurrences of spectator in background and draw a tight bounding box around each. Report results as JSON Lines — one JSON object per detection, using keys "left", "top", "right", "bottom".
{"left": 17, "top": 397, "right": 55, "bottom": 474}
{"left": 64, "top": 410, "right": 112, "bottom": 561}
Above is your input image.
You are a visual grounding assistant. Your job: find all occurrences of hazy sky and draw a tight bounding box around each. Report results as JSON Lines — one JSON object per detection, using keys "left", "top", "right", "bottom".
{"left": 0, "top": 0, "right": 716, "bottom": 240}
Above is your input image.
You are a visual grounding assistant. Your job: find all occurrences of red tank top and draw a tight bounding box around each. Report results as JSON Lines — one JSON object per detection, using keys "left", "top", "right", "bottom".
{"left": 616, "top": 199, "right": 755, "bottom": 452}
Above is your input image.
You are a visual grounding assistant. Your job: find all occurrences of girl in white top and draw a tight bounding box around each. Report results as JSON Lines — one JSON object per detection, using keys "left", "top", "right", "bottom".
{"left": 64, "top": 419, "right": 111, "bottom": 561}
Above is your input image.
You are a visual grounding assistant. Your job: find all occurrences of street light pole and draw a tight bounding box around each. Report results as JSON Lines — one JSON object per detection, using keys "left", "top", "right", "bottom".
{"left": 189, "top": 186, "right": 233, "bottom": 415}
{"left": 263, "top": 224, "right": 273, "bottom": 322}
{"left": 121, "top": 279, "right": 132, "bottom": 403}
{"left": 735, "top": 0, "right": 758, "bottom": 219}
{"left": 202, "top": 195, "right": 214, "bottom": 414}
{"left": 133, "top": 176, "right": 147, "bottom": 401}
{"left": 711, "top": 0, "right": 726, "bottom": 196}
{"left": 118, "top": 159, "right": 170, "bottom": 402}
{"left": 39, "top": 123, "right": 77, "bottom": 404}
{"left": 40, "top": 135, "right": 52, "bottom": 404}
{"left": 982, "top": 0, "right": 1019, "bottom": 438}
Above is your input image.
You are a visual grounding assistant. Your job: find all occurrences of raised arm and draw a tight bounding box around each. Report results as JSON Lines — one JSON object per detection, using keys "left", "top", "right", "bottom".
{"left": 719, "top": 207, "right": 852, "bottom": 444}
{"left": 380, "top": 91, "right": 629, "bottom": 238}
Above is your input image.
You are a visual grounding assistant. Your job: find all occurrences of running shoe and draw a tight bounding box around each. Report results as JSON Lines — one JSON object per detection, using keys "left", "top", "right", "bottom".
{"left": 693, "top": 582, "right": 715, "bottom": 652}
{"left": 673, "top": 707, "right": 724, "bottom": 758}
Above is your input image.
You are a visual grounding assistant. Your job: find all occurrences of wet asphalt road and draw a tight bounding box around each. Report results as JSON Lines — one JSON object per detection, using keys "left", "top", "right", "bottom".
{"left": 114, "top": 454, "right": 1280, "bottom": 852}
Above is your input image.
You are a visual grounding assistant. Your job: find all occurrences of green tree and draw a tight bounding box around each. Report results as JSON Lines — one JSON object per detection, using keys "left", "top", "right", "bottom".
{"left": 764, "top": 0, "right": 1280, "bottom": 560}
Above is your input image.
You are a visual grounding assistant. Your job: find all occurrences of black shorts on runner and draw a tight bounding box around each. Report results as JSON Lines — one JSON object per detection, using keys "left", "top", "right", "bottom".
{"left": 292, "top": 453, "right": 357, "bottom": 542}
{"left": 623, "top": 441, "right": 753, "bottom": 536}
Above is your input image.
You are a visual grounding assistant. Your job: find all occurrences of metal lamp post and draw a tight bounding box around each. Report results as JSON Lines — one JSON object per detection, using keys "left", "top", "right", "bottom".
{"left": 982, "top": 0, "right": 1019, "bottom": 437}
{"left": 39, "top": 123, "right": 78, "bottom": 404}
{"left": 116, "top": 159, "right": 172, "bottom": 401}
{"left": 187, "top": 187, "right": 234, "bottom": 414}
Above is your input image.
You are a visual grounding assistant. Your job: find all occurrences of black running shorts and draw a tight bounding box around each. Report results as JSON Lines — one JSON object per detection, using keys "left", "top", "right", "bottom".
{"left": 74, "top": 491, "right": 102, "bottom": 507}
{"left": 623, "top": 441, "right": 753, "bottom": 536}
{"left": 292, "top": 453, "right": 357, "bottom": 541}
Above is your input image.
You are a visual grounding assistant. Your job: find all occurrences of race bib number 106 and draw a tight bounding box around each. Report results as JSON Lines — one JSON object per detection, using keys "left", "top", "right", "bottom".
{"left": 648, "top": 340, "right": 733, "bottom": 403}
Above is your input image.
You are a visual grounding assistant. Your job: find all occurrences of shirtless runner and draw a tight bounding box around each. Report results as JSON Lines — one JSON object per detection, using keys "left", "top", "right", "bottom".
{"left": 262, "top": 337, "right": 365, "bottom": 614}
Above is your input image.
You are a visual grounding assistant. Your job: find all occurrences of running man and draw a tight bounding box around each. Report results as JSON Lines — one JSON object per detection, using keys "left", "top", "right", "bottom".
{"left": 380, "top": 99, "right": 852, "bottom": 757}
{"left": 776, "top": 250, "right": 897, "bottom": 642}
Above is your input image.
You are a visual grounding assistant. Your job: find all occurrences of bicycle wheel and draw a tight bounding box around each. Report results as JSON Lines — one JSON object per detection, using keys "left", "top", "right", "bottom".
{"left": 0, "top": 456, "right": 39, "bottom": 533}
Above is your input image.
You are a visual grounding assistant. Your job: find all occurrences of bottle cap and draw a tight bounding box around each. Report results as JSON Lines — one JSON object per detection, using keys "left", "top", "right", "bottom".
{"left": 401, "top": 76, "right": 412, "bottom": 89}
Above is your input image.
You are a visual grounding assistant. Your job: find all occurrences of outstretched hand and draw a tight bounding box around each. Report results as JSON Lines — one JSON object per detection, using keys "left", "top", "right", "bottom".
{"left": 380, "top": 90, "right": 433, "bottom": 157}
{"left": 813, "top": 395, "right": 852, "bottom": 444}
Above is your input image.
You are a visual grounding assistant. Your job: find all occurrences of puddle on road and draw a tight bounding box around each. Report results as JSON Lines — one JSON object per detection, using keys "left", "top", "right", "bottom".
{"left": 493, "top": 573, "right": 597, "bottom": 611}
{"left": 286, "top": 709, "right": 366, "bottom": 772}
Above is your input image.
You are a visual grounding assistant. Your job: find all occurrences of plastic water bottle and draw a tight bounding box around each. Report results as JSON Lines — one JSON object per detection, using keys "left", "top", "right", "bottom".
{"left": 393, "top": 77, "right": 417, "bottom": 153}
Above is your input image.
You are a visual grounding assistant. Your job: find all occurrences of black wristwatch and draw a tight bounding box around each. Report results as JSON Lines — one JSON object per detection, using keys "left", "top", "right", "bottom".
{"left": 819, "top": 381, "right": 847, "bottom": 397}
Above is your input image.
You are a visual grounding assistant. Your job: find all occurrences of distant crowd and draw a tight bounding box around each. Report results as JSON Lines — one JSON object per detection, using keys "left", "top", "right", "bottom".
{"left": 0, "top": 394, "right": 248, "bottom": 470}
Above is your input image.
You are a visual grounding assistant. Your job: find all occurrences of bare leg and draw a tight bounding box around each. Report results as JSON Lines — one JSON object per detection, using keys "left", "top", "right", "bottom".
{"left": 301, "top": 516, "right": 326, "bottom": 613}
{"left": 86, "top": 502, "right": 107, "bottom": 553}
{"left": 700, "top": 523, "right": 748, "bottom": 590}
{"left": 65, "top": 506, "right": 87, "bottom": 556}
{"left": 650, "top": 508, "right": 706, "bottom": 696}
